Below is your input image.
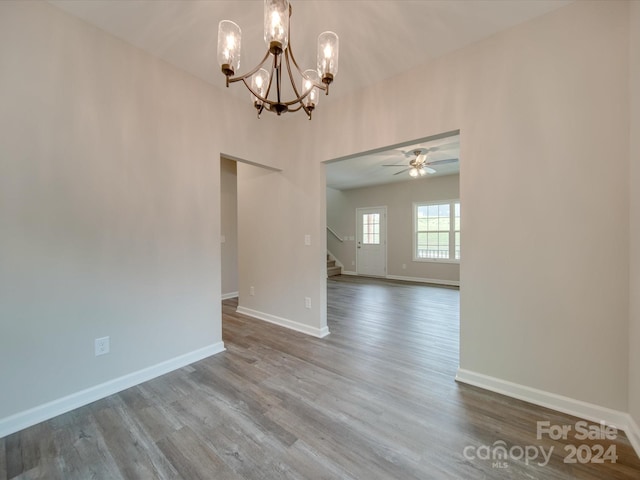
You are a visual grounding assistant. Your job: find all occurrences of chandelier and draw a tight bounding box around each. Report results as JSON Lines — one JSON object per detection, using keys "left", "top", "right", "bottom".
{"left": 217, "top": 0, "right": 339, "bottom": 120}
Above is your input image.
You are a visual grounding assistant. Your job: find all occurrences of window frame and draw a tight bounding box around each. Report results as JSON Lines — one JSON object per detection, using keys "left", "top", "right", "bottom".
{"left": 361, "top": 212, "right": 381, "bottom": 245}
{"left": 413, "top": 199, "right": 460, "bottom": 264}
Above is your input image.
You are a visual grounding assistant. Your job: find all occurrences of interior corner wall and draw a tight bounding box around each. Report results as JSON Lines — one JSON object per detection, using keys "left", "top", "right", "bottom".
{"left": 326, "top": 186, "right": 352, "bottom": 270}
{"left": 236, "top": 154, "right": 328, "bottom": 337}
{"left": 304, "top": 0, "right": 631, "bottom": 412}
{"left": 326, "top": 174, "right": 460, "bottom": 283}
{"left": 629, "top": 0, "right": 640, "bottom": 429}
{"left": 220, "top": 157, "right": 238, "bottom": 297}
{"left": 0, "top": 0, "right": 280, "bottom": 431}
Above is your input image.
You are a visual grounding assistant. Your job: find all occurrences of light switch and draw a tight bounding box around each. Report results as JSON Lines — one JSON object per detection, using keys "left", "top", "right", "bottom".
{"left": 304, "top": 234, "right": 311, "bottom": 246}
{"left": 221, "top": 235, "right": 226, "bottom": 244}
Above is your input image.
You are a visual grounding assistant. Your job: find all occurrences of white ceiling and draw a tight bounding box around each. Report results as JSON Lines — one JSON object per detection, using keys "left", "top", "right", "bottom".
{"left": 49, "top": 0, "right": 570, "bottom": 103}
{"left": 48, "top": 0, "right": 570, "bottom": 190}
{"left": 326, "top": 132, "right": 460, "bottom": 190}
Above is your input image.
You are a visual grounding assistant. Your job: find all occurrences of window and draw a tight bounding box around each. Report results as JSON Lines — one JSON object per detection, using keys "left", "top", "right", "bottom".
{"left": 414, "top": 200, "right": 460, "bottom": 262}
{"left": 362, "top": 213, "right": 380, "bottom": 244}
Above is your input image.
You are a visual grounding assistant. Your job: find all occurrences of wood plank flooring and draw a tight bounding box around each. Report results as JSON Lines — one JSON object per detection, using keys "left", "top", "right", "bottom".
{"left": 1, "top": 275, "right": 639, "bottom": 479}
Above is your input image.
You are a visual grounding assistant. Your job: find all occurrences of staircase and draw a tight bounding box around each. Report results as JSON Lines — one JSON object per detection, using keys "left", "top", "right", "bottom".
{"left": 327, "top": 254, "right": 342, "bottom": 277}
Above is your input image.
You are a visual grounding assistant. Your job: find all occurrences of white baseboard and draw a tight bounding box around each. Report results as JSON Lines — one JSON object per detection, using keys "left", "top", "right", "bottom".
{"left": 236, "top": 306, "right": 330, "bottom": 338}
{"left": 221, "top": 291, "right": 239, "bottom": 300}
{"left": 627, "top": 416, "right": 640, "bottom": 459}
{"left": 333, "top": 272, "right": 459, "bottom": 286}
{"left": 456, "top": 368, "right": 640, "bottom": 458}
{"left": 386, "top": 274, "right": 459, "bottom": 287}
{"left": 0, "top": 342, "right": 225, "bottom": 439}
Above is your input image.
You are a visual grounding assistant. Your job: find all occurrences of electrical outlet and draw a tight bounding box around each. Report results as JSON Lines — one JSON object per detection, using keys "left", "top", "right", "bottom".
{"left": 95, "top": 336, "right": 110, "bottom": 356}
{"left": 250, "top": 286, "right": 255, "bottom": 296}
{"left": 305, "top": 297, "right": 312, "bottom": 309}
{"left": 402, "top": 263, "right": 407, "bottom": 269}
{"left": 304, "top": 234, "right": 311, "bottom": 246}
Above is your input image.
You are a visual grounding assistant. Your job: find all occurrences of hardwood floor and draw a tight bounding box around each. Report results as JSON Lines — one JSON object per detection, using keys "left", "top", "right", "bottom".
{"left": 1, "top": 276, "right": 639, "bottom": 479}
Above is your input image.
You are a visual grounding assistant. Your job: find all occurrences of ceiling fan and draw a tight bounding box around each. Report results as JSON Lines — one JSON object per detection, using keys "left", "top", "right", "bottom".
{"left": 383, "top": 148, "right": 458, "bottom": 178}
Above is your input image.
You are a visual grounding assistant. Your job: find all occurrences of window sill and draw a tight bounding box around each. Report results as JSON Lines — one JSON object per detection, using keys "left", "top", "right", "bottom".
{"left": 413, "top": 258, "right": 460, "bottom": 265}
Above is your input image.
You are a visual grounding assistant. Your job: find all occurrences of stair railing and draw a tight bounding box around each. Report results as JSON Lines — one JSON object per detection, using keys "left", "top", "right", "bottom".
{"left": 326, "top": 226, "right": 343, "bottom": 242}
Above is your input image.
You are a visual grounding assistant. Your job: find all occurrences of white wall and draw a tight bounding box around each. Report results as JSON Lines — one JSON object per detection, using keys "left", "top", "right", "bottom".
{"left": 220, "top": 157, "right": 238, "bottom": 298}
{"left": 236, "top": 154, "right": 328, "bottom": 338}
{"left": 0, "top": 0, "right": 281, "bottom": 430}
{"left": 327, "top": 174, "right": 460, "bottom": 283}
{"left": 290, "top": 0, "right": 629, "bottom": 413}
{"left": 629, "top": 0, "right": 640, "bottom": 432}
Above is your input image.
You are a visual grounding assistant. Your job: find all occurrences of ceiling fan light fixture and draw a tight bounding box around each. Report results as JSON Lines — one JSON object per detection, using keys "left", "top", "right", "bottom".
{"left": 409, "top": 168, "right": 419, "bottom": 178}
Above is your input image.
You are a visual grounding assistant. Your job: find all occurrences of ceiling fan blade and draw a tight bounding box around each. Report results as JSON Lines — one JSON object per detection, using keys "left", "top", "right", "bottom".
{"left": 382, "top": 164, "right": 407, "bottom": 167}
{"left": 425, "top": 167, "right": 436, "bottom": 174}
{"left": 425, "top": 158, "right": 458, "bottom": 166}
{"left": 393, "top": 168, "right": 411, "bottom": 176}
{"left": 424, "top": 142, "right": 457, "bottom": 153}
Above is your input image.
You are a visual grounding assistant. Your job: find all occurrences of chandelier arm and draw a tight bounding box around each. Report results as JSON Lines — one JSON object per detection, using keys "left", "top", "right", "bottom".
{"left": 237, "top": 56, "right": 281, "bottom": 108}
{"left": 287, "top": 40, "right": 328, "bottom": 93}
{"left": 262, "top": 55, "right": 277, "bottom": 103}
{"left": 275, "top": 57, "right": 283, "bottom": 105}
{"left": 283, "top": 55, "right": 311, "bottom": 119}
{"left": 240, "top": 77, "right": 266, "bottom": 103}
{"left": 227, "top": 49, "right": 272, "bottom": 85}
{"left": 277, "top": 101, "right": 311, "bottom": 119}
{"left": 283, "top": 8, "right": 310, "bottom": 112}
{"left": 282, "top": 50, "right": 308, "bottom": 106}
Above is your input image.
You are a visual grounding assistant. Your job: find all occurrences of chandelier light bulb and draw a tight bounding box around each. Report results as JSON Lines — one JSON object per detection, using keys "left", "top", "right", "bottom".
{"left": 264, "top": 0, "right": 289, "bottom": 52}
{"left": 251, "top": 68, "right": 270, "bottom": 107}
{"left": 317, "top": 31, "right": 339, "bottom": 87}
{"left": 217, "top": 20, "right": 241, "bottom": 76}
{"left": 302, "top": 69, "right": 320, "bottom": 109}
{"left": 271, "top": 12, "right": 282, "bottom": 36}
{"left": 410, "top": 168, "right": 419, "bottom": 178}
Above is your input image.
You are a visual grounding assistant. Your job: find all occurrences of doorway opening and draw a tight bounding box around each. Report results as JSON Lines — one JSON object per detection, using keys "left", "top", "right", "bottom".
{"left": 324, "top": 130, "right": 460, "bottom": 286}
{"left": 323, "top": 129, "right": 461, "bottom": 366}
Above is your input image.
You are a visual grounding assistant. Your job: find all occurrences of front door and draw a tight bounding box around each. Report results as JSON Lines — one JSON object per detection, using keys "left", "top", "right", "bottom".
{"left": 356, "top": 206, "right": 387, "bottom": 277}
